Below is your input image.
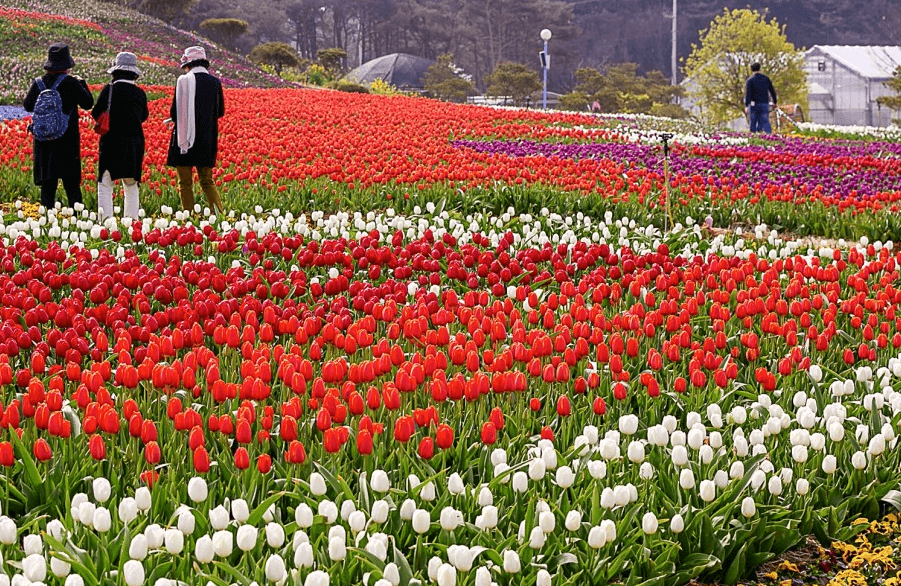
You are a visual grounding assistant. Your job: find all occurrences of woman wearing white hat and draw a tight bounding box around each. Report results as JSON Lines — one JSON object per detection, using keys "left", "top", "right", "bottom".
{"left": 166, "top": 46, "right": 225, "bottom": 214}
{"left": 92, "top": 51, "right": 149, "bottom": 220}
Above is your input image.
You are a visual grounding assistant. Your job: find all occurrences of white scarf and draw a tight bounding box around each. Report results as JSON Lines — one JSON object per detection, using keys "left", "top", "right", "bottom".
{"left": 175, "top": 66, "right": 208, "bottom": 154}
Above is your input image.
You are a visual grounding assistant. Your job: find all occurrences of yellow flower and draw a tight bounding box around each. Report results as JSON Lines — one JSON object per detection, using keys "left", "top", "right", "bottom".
{"left": 777, "top": 561, "right": 800, "bottom": 573}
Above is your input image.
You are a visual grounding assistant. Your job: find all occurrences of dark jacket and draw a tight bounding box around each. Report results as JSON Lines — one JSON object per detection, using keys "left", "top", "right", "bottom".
{"left": 23, "top": 72, "right": 94, "bottom": 185}
{"left": 92, "top": 81, "right": 149, "bottom": 181}
{"left": 166, "top": 71, "right": 225, "bottom": 168}
{"left": 745, "top": 73, "right": 777, "bottom": 107}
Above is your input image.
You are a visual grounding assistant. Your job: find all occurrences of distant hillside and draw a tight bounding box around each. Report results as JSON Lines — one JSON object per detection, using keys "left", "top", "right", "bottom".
{"left": 0, "top": 0, "right": 292, "bottom": 104}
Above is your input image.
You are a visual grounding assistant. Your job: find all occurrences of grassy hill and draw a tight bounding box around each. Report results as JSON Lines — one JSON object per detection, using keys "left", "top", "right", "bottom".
{"left": 0, "top": 0, "right": 292, "bottom": 104}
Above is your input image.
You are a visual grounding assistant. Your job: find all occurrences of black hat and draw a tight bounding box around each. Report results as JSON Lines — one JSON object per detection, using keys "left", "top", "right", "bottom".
{"left": 43, "top": 43, "right": 75, "bottom": 71}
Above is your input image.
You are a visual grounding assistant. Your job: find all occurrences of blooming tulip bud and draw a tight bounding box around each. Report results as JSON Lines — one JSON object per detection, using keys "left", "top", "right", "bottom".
{"left": 47, "top": 519, "right": 64, "bottom": 541}
{"left": 164, "top": 528, "right": 184, "bottom": 555}
{"left": 371, "top": 500, "right": 389, "bottom": 524}
{"left": 791, "top": 445, "right": 808, "bottom": 463}
{"left": 22, "top": 553, "right": 47, "bottom": 583}
{"left": 565, "top": 510, "right": 582, "bottom": 531}
{"left": 475, "top": 567, "right": 491, "bottom": 586}
{"left": 503, "top": 550, "right": 521, "bottom": 573}
{"left": 601, "top": 519, "right": 617, "bottom": 542}
{"left": 92, "top": 478, "right": 111, "bottom": 503}
{"left": 588, "top": 460, "right": 607, "bottom": 479}
{"left": 294, "top": 542, "right": 314, "bottom": 568}
{"left": 265, "top": 554, "right": 287, "bottom": 582}
{"left": 194, "top": 535, "right": 214, "bottom": 564}
{"left": 129, "top": 534, "right": 148, "bottom": 560}
{"left": 23, "top": 534, "right": 42, "bottom": 555}
{"left": 209, "top": 506, "right": 229, "bottom": 531}
{"left": 437, "top": 563, "right": 456, "bottom": 586}
{"left": 212, "top": 530, "right": 233, "bottom": 557}
{"left": 66, "top": 575, "right": 85, "bottom": 586}
{"left": 528, "top": 458, "right": 546, "bottom": 481}
{"left": 529, "top": 525, "right": 546, "bottom": 548}
{"left": 384, "top": 563, "right": 401, "bottom": 585}
{"left": 295, "top": 503, "right": 313, "bottom": 528}
{"left": 310, "top": 472, "right": 327, "bottom": 496}
{"left": 93, "top": 507, "right": 112, "bottom": 532}
{"left": 188, "top": 477, "right": 208, "bottom": 503}
{"left": 679, "top": 469, "right": 695, "bottom": 490}
{"left": 440, "top": 507, "right": 461, "bottom": 531}
{"left": 852, "top": 451, "right": 867, "bottom": 469}
{"left": 428, "top": 557, "right": 443, "bottom": 582}
{"left": 477, "top": 486, "right": 493, "bottom": 507}
{"left": 741, "top": 497, "right": 756, "bottom": 518}
{"left": 699, "top": 480, "right": 716, "bottom": 502}
{"left": 115, "top": 497, "right": 137, "bottom": 525}
{"left": 714, "top": 470, "right": 729, "bottom": 489}
{"left": 512, "top": 471, "right": 528, "bottom": 493}
{"left": 539, "top": 510, "right": 556, "bottom": 534}
{"left": 178, "top": 509, "right": 195, "bottom": 535}
{"left": 237, "top": 525, "right": 258, "bottom": 551}
{"left": 135, "top": 487, "right": 151, "bottom": 512}
{"left": 123, "top": 560, "right": 144, "bottom": 586}
{"left": 642, "top": 512, "right": 659, "bottom": 534}
{"left": 618, "top": 414, "right": 639, "bottom": 435}
{"left": 412, "top": 509, "right": 430, "bottom": 534}
{"left": 78, "top": 501, "right": 96, "bottom": 527}
{"left": 671, "top": 445, "right": 688, "bottom": 466}
{"left": 556, "top": 465, "right": 575, "bottom": 488}
{"left": 399, "top": 499, "right": 416, "bottom": 520}
{"left": 318, "top": 500, "right": 338, "bottom": 523}
{"left": 231, "top": 499, "right": 250, "bottom": 524}
{"left": 796, "top": 478, "right": 810, "bottom": 496}
{"left": 348, "top": 511, "right": 366, "bottom": 534}
{"left": 670, "top": 514, "right": 684, "bottom": 534}
{"left": 768, "top": 475, "right": 783, "bottom": 496}
{"left": 481, "top": 505, "right": 498, "bottom": 529}
{"left": 370, "top": 470, "right": 390, "bottom": 493}
{"left": 304, "top": 570, "right": 329, "bottom": 586}
{"left": 340, "top": 500, "right": 356, "bottom": 521}
{"left": 490, "top": 448, "right": 507, "bottom": 466}
{"left": 868, "top": 434, "right": 886, "bottom": 456}
{"left": 50, "top": 554, "right": 70, "bottom": 578}
{"left": 587, "top": 526, "right": 606, "bottom": 549}
{"left": 627, "top": 441, "right": 645, "bottom": 464}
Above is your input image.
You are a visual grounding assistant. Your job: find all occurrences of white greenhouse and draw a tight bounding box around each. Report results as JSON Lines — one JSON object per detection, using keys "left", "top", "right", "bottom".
{"left": 804, "top": 45, "right": 901, "bottom": 127}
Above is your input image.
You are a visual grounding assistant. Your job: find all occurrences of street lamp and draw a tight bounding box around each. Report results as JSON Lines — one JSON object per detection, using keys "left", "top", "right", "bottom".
{"left": 540, "top": 28, "right": 552, "bottom": 109}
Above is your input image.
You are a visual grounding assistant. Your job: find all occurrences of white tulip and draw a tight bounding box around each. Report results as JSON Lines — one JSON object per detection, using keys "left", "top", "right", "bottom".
{"left": 65, "top": 575, "right": 85, "bottom": 586}
{"left": 588, "top": 460, "right": 607, "bottom": 479}
{"left": 528, "top": 458, "right": 546, "bottom": 481}
{"left": 78, "top": 502, "right": 96, "bottom": 526}
{"left": 212, "top": 530, "right": 233, "bottom": 557}
{"left": 178, "top": 509, "right": 195, "bottom": 535}
{"left": 512, "top": 471, "right": 529, "bottom": 493}
{"left": 868, "top": 434, "right": 886, "bottom": 456}
{"left": 822, "top": 454, "right": 837, "bottom": 474}
{"left": 231, "top": 499, "right": 250, "bottom": 524}
{"left": 556, "top": 465, "right": 575, "bottom": 488}
{"left": 399, "top": 499, "right": 416, "bottom": 520}
{"left": 23, "top": 534, "right": 42, "bottom": 555}
{"left": 135, "top": 487, "right": 152, "bottom": 511}
{"left": 791, "top": 445, "right": 808, "bottom": 463}
{"left": 809, "top": 364, "right": 823, "bottom": 383}
{"left": 852, "top": 451, "right": 867, "bottom": 470}
{"left": 729, "top": 460, "right": 745, "bottom": 480}
{"left": 810, "top": 433, "right": 826, "bottom": 451}
{"left": 295, "top": 542, "right": 314, "bottom": 567}
{"left": 145, "top": 524, "right": 164, "bottom": 549}
{"left": 23, "top": 553, "right": 47, "bottom": 583}
{"left": 731, "top": 406, "right": 747, "bottom": 425}
{"left": 477, "top": 486, "right": 493, "bottom": 507}
{"left": 428, "top": 556, "right": 443, "bottom": 581}
{"left": 699, "top": 480, "right": 716, "bottom": 502}
{"left": 310, "top": 473, "right": 327, "bottom": 496}
{"left": 328, "top": 536, "right": 346, "bottom": 561}
{"left": 123, "top": 560, "right": 144, "bottom": 586}
{"left": 50, "top": 554, "right": 70, "bottom": 578}
{"left": 188, "top": 477, "right": 208, "bottom": 503}
{"left": 539, "top": 510, "right": 556, "bottom": 534}
{"left": 412, "top": 509, "right": 430, "bottom": 534}
{"left": 642, "top": 512, "right": 658, "bottom": 534}
{"left": 600, "top": 487, "right": 616, "bottom": 509}
{"left": 627, "top": 441, "right": 645, "bottom": 464}
{"left": 734, "top": 436, "right": 749, "bottom": 457}
{"left": 671, "top": 445, "right": 689, "bottom": 466}
{"left": 662, "top": 415, "right": 678, "bottom": 433}
{"left": 679, "top": 468, "right": 696, "bottom": 490}
{"left": 93, "top": 507, "right": 112, "bottom": 532}
{"left": 447, "top": 473, "right": 465, "bottom": 495}
{"left": 437, "top": 563, "right": 456, "bottom": 586}
{"left": 194, "top": 535, "right": 214, "bottom": 563}
{"left": 587, "top": 525, "right": 607, "bottom": 548}
{"left": 370, "top": 499, "right": 389, "bottom": 524}
{"left": 537, "top": 568, "right": 552, "bottom": 586}
{"left": 687, "top": 428, "right": 705, "bottom": 450}
{"left": 304, "top": 570, "right": 330, "bottom": 586}
{"left": 768, "top": 475, "right": 783, "bottom": 496}
{"left": 118, "top": 498, "right": 138, "bottom": 525}
{"left": 318, "top": 500, "right": 338, "bottom": 523}
{"left": 491, "top": 448, "right": 507, "bottom": 466}
{"left": 383, "top": 562, "right": 401, "bottom": 585}
{"left": 420, "top": 481, "right": 436, "bottom": 501}
{"left": 92, "top": 478, "right": 111, "bottom": 503}
{"left": 670, "top": 514, "right": 684, "bottom": 534}
{"left": 265, "top": 554, "right": 287, "bottom": 582}
{"left": 129, "top": 534, "right": 148, "bottom": 560}
{"left": 164, "top": 528, "right": 184, "bottom": 555}
{"left": 796, "top": 478, "right": 810, "bottom": 496}
{"left": 440, "top": 507, "right": 461, "bottom": 531}
{"left": 503, "top": 549, "right": 521, "bottom": 573}
{"left": 0, "top": 517, "right": 16, "bottom": 544}
{"left": 481, "top": 506, "right": 498, "bottom": 529}
{"left": 640, "top": 462, "right": 655, "bottom": 480}
{"left": 475, "top": 567, "right": 491, "bottom": 586}
{"left": 47, "top": 519, "right": 64, "bottom": 541}
{"left": 348, "top": 511, "right": 366, "bottom": 534}
{"left": 529, "top": 525, "right": 546, "bottom": 548}
{"left": 619, "top": 414, "right": 639, "bottom": 435}
{"left": 565, "top": 510, "right": 582, "bottom": 531}
{"left": 601, "top": 519, "right": 617, "bottom": 542}
{"left": 295, "top": 503, "right": 314, "bottom": 528}
{"left": 209, "top": 506, "right": 229, "bottom": 531}
{"left": 741, "top": 497, "right": 756, "bottom": 518}
{"left": 237, "top": 525, "right": 258, "bottom": 551}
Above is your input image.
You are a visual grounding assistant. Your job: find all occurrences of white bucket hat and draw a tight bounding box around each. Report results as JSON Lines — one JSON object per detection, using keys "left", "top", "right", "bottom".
{"left": 108, "top": 52, "right": 142, "bottom": 76}
{"left": 179, "top": 46, "right": 208, "bottom": 68}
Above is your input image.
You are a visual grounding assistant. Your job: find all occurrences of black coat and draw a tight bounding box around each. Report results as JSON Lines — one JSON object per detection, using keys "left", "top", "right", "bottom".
{"left": 92, "top": 81, "right": 149, "bottom": 181}
{"left": 166, "top": 72, "right": 225, "bottom": 168}
{"left": 23, "top": 72, "right": 94, "bottom": 185}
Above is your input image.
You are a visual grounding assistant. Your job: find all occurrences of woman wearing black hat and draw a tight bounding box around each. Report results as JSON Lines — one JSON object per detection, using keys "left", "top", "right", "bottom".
{"left": 92, "top": 52, "right": 149, "bottom": 220}
{"left": 23, "top": 43, "right": 94, "bottom": 211}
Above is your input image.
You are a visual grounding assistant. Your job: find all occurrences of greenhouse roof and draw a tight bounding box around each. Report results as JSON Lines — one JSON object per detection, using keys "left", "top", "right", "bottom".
{"left": 808, "top": 46, "right": 901, "bottom": 80}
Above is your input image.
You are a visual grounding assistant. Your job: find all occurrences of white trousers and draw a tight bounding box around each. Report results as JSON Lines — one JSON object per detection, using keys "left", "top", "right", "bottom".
{"left": 97, "top": 171, "right": 139, "bottom": 220}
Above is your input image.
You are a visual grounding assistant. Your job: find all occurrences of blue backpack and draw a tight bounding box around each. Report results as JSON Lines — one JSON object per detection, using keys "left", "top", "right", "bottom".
{"left": 31, "top": 74, "right": 70, "bottom": 141}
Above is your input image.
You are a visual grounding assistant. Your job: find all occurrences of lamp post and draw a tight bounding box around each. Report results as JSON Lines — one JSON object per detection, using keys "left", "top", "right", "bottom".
{"left": 540, "top": 28, "right": 552, "bottom": 109}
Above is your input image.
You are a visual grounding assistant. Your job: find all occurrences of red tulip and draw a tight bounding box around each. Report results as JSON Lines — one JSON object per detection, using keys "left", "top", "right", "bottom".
{"left": 480, "top": 421, "right": 497, "bottom": 445}
{"left": 556, "top": 396, "right": 571, "bottom": 417}
{"left": 144, "top": 441, "right": 161, "bottom": 464}
{"left": 418, "top": 437, "right": 434, "bottom": 460}
{"left": 435, "top": 424, "right": 454, "bottom": 449}
{"left": 89, "top": 435, "right": 106, "bottom": 461}
{"left": 593, "top": 397, "right": 606, "bottom": 415}
{"left": 287, "top": 440, "right": 306, "bottom": 464}
{"left": 193, "top": 446, "right": 210, "bottom": 473}
{"left": 235, "top": 447, "right": 250, "bottom": 470}
{"left": 357, "top": 429, "right": 373, "bottom": 455}
{"left": 257, "top": 454, "right": 272, "bottom": 473}
{"left": 33, "top": 438, "right": 52, "bottom": 462}
{"left": 489, "top": 407, "right": 504, "bottom": 430}
{"left": 0, "top": 442, "right": 13, "bottom": 467}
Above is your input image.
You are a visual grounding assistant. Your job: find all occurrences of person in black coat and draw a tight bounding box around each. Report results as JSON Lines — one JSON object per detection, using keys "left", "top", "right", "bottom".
{"left": 23, "top": 43, "right": 94, "bottom": 211}
{"left": 166, "top": 46, "right": 225, "bottom": 214}
{"left": 92, "top": 52, "right": 149, "bottom": 220}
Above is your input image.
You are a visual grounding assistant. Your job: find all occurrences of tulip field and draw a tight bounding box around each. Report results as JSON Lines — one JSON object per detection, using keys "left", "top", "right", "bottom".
{"left": 0, "top": 85, "right": 900, "bottom": 586}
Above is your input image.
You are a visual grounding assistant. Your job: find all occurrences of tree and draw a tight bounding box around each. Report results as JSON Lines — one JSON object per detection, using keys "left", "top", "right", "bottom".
{"left": 683, "top": 8, "right": 807, "bottom": 125}
{"left": 877, "top": 66, "right": 901, "bottom": 123}
{"left": 133, "top": 0, "right": 195, "bottom": 23}
{"left": 285, "top": 1, "right": 320, "bottom": 60}
{"left": 484, "top": 62, "right": 541, "bottom": 106}
{"left": 558, "top": 64, "right": 687, "bottom": 117}
{"left": 317, "top": 48, "right": 348, "bottom": 76}
{"left": 423, "top": 54, "right": 475, "bottom": 103}
{"left": 199, "top": 18, "right": 248, "bottom": 50}
{"left": 248, "top": 42, "right": 301, "bottom": 76}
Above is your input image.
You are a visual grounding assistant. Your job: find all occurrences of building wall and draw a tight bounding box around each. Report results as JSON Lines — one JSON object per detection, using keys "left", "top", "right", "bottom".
{"left": 805, "top": 49, "right": 895, "bottom": 127}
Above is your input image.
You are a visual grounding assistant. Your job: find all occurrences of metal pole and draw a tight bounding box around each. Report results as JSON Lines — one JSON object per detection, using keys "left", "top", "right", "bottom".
{"left": 543, "top": 38, "right": 549, "bottom": 109}
{"left": 671, "top": 0, "right": 677, "bottom": 85}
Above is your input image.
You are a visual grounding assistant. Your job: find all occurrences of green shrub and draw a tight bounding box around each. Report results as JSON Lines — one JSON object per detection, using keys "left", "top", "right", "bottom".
{"left": 335, "top": 80, "right": 369, "bottom": 93}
